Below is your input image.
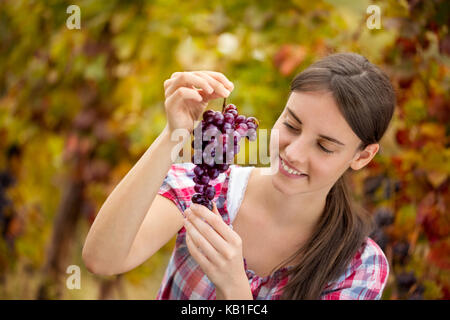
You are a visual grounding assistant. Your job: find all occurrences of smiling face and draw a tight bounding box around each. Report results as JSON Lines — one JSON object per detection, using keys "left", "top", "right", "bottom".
{"left": 269, "top": 90, "right": 373, "bottom": 196}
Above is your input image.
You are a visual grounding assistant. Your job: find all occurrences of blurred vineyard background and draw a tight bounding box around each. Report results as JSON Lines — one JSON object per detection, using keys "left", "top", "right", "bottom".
{"left": 0, "top": 0, "right": 448, "bottom": 300}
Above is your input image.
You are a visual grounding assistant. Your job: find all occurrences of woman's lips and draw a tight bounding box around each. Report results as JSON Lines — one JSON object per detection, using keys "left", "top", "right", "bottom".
{"left": 278, "top": 156, "right": 308, "bottom": 179}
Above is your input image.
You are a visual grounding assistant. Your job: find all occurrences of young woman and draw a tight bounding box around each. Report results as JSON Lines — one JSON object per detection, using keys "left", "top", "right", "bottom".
{"left": 82, "top": 53, "right": 395, "bottom": 300}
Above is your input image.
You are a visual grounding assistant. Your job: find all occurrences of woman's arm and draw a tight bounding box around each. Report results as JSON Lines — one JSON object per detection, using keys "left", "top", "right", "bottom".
{"left": 82, "top": 125, "right": 187, "bottom": 275}
{"left": 82, "top": 71, "right": 233, "bottom": 276}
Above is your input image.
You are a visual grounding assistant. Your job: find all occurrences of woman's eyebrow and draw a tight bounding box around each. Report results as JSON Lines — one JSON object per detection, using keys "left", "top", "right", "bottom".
{"left": 286, "top": 107, "right": 346, "bottom": 146}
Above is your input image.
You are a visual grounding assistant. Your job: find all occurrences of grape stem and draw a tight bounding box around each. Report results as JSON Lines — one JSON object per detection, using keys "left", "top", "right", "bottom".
{"left": 222, "top": 98, "right": 226, "bottom": 113}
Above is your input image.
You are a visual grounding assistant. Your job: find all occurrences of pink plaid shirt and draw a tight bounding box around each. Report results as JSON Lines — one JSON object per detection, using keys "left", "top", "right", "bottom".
{"left": 156, "top": 163, "right": 389, "bottom": 300}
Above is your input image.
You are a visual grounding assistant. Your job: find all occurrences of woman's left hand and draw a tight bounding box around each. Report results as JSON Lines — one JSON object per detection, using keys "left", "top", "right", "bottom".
{"left": 184, "top": 202, "right": 250, "bottom": 297}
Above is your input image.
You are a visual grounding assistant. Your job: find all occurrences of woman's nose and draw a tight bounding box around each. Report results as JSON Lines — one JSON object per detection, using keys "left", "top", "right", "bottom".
{"left": 284, "top": 136, "right": 309, "bottom": 165}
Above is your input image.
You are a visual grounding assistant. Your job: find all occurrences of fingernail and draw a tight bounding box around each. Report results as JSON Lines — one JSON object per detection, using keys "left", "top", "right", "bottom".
{"left": 223, "top": 89, "right": 230, "bottom": 97}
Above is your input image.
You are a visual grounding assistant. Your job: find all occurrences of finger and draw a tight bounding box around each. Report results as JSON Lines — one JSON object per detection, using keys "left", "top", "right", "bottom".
{"left": 199, "top": 71, "right": 234, "bottom": 91}
{"left": 188, "top": 207, "right": 230, "bottom": 257}
{"left": 196, "top": 87, "right": 226, "bottom": 102}
{"left": 185, "top": 231, "right": 213, "bottom": 270}
{"left": 190, "top": 203, "right": 235, "bottom": 244}
{"left": 165, "top": 87, "right": 203, "bottom": 108}
{"left": 166, "top": 72, "right": 214, "bottom": 97}
{"left": 170, "top": 72, "right": 182, "bottom": 79}
{"left": 185, "top": 219, "right": 220, "bottom": 264}
{"left": 166, "top": 73, "right": 213, "bottom": 98}
{"left": 192, "top": 71, "right": 231, "bottom": 98}
{"left": 164, "top": 78, "right": 174, "bottom": 92}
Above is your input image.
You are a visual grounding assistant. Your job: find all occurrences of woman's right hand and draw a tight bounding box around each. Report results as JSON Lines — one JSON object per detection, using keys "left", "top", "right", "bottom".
{"left": 163, "top": 71, "right": 234, "bottom": 135}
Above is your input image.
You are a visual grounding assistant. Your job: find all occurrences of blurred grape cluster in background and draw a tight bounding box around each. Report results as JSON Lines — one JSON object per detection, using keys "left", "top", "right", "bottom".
{"left": 0, "top": 0, "right": 448, "bottom": 299}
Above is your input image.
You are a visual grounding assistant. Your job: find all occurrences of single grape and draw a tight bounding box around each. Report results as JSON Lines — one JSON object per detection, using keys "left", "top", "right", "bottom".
{"left": 224, "top": 104, "right": 237, "bottom": 112}
{"left": 194, "top": 165, "right": 205, "bottom": 177}
{"left": 200, "top": 174, "right": 210, "bottom": 185}
{"left": 227, "top": 109, "right": 238, "bottom": 118}
{"left": 203, "top": 110, "right": 215, "bottom": 118}
{"left": 194, "top": 184, "right": 205, "bottom": 193}
{"left": 191, "top": 193, "right": 204, "bottom": 204}
{"left": 193, "top": 176, "right": 201, "bottom": 184}
{"left": 205, "top": 185, "right": 216, "bottom": 200}
{"left": 203, "top": 110, "right": 215, "bottom": 124}
{"left": 213, "top": 112, "right": 224, "bottom": 126}
{"left": 246, "top": 116, "right": 259, "bottom": 126}
{"left": 208, "top": 168, "right": 220, "bottom": 179}
{"left": 224, "top": 113, "right": 234, "bottom": 124}
{"left": 235, "top": 115, "right": 246, "bottom": 124}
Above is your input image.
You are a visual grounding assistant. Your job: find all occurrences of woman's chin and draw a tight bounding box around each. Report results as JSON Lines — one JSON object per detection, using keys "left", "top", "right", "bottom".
{"left": 271, "top": 174, "right": 299, "bottom": 196}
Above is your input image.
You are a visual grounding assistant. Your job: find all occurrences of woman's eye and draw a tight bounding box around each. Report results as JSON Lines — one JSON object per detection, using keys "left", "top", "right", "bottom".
{"left": 283, "top": 122, "right": 298, "bottom": 131}
{"left": 283, "top": 122, "right": 334, "bottom": 154}
{"left": 318, "top": 144, "right": 334, "bottom": 154}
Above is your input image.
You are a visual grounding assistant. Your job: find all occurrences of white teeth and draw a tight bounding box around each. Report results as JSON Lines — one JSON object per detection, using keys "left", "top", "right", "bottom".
{"left": 281, "top": 159, "right": 303, "bottom": 176}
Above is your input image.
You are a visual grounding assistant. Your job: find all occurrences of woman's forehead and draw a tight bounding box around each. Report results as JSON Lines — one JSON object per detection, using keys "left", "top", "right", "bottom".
{"left": 284, "top": 91, "right": 360, "bottom": 146}
{"left": 285, "top": 91, "right": 343, "bottom": 124}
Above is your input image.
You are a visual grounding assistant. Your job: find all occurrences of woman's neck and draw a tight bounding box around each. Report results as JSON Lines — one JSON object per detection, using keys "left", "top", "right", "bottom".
{"left": 249, "top": 167, "right": 329, "bottom": 232}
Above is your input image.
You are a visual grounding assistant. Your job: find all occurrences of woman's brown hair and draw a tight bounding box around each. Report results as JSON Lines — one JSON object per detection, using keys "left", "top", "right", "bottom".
{"left": 275, "top": 53, "right": 396, "bottom": 299}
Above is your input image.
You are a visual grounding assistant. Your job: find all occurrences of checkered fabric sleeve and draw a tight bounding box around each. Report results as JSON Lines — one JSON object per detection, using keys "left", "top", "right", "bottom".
{"left": 320, "top": 237, "right": 390, "bottom": 300}
{"left": 157, "top": 162, "right": 196, "bottom": 218}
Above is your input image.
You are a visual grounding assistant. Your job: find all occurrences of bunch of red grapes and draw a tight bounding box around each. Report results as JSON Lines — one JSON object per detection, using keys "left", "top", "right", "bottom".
{"left": 190, "top": 101, "right": 259, "bottom": 210}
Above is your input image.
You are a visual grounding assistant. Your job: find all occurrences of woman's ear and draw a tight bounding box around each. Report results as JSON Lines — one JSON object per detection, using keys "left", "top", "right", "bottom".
{"left": 349, "top": 143, "right": 379, "bottom": 171}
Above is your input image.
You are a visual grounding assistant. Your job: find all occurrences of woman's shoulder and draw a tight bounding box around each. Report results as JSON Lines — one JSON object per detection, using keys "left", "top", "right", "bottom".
{"left": 356, "top": 237, "right": 389, "bottom": 270}
{"left": 322, "top": 237, "right": 390, "bottom": 299}
{"left": 346, "top": 237, "right": 389, "bottom": 283}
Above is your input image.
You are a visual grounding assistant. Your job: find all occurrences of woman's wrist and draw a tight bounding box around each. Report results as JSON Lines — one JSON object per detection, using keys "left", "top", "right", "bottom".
{"left": 161, "top": 124, "right": 190, "bottom": 144}
{"left": 158, "top": 124, "right": 191, "bottom": 159}
{"left": 216, "top": 275, "right": 253, "bottom": 300}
